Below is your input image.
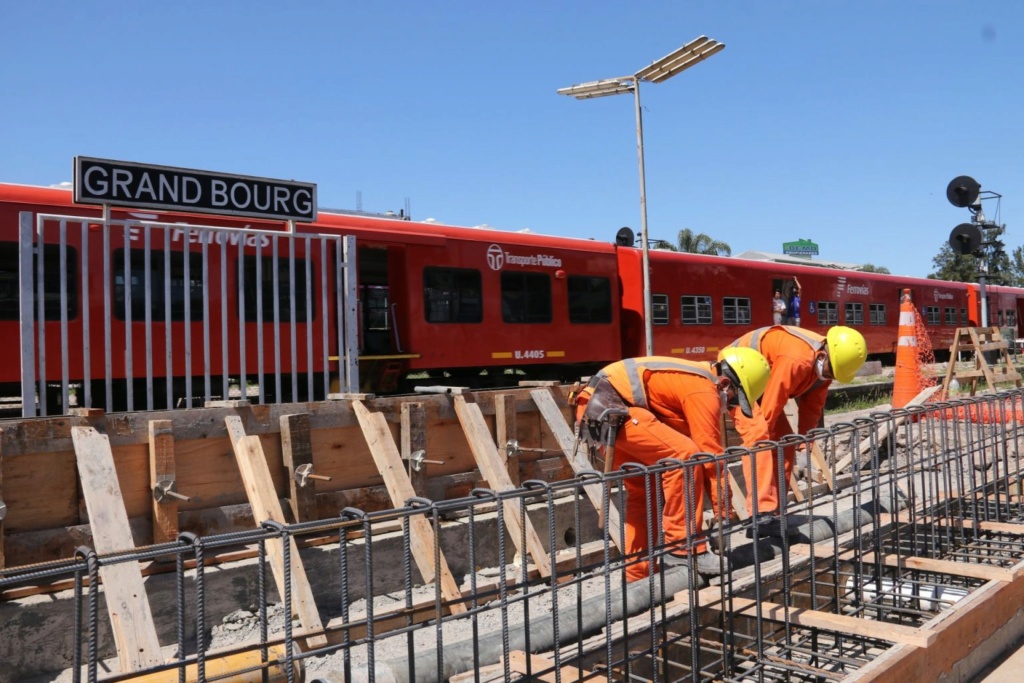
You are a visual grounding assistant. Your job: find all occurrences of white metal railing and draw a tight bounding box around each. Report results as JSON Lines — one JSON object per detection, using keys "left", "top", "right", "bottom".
{"left": 18, "top": 211, "right": 358, "bottom": 416}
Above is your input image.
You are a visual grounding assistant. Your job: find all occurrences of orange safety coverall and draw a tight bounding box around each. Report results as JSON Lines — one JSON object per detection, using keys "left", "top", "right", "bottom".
{"left": 729, "top": 326, "right": 830, "bottom": 515}
{"left": 576, "top": 357, "right": 726, "bottom": 582}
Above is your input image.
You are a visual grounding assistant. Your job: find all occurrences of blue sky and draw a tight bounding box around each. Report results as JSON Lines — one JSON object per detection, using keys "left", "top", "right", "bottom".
{"left": 1, "top": 2, "right": 1020, "bottom": 278}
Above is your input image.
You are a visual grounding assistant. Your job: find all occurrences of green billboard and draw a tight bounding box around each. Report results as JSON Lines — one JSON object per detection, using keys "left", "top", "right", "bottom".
{"left": 782, "top": 238, "right": 819, "bottom": 256}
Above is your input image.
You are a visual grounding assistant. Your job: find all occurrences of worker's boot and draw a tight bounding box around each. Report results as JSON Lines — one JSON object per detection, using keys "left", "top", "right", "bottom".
{"left": 663, "top": 548, "right": 729, "bottom": 576}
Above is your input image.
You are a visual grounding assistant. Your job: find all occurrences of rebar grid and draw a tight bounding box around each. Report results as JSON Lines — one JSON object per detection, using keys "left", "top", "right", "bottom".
{"left": 7, "top": 390, "right": 1024, "bottom": 682}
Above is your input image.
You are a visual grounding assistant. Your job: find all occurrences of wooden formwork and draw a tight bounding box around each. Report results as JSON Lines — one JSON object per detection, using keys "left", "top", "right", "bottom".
{"left": 0, "top": 383, "right": 591, "bottom": 570}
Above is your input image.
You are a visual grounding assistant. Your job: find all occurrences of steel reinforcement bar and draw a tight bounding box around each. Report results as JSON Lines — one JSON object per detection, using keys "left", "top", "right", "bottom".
{"left": 3, "top": 390, "right": 1024, "bottom": 682}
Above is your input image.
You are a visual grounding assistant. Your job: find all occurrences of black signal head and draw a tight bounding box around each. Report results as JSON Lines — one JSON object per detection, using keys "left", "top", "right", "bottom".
{"left": 948, "top": 222, "right": 982, "bottom": 255}
{"left": 615, "top": 227, "right": 635, "bottom": 247}
{"left": 946, "top": 176, "right": 981, "bottom": 208}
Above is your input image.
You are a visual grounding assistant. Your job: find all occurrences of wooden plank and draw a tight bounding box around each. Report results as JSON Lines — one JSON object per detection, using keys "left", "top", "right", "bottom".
{"left": 351, "top": 400, "right": 467, "bottom": 614}
{"left": 869, "top": 552, "right": 1015, "bottom": 583}
{"left": 224, "top": 416, "right": 327, "bottom": 649}
{"left": 400, "top": 402, "right": 427, "bottom": 497}
{"left": 280, "top": 413, "right": 317, "bottom": 523}
{"left": 529, "top": 388, "right": 623, "bottom": 551}
{"left": 454, "top": 395, "right": 552, "bottom": 577}
{"left": 495, "top": 393, "right": 520, "bottom": 486}
{"left": 727, "top": 596, "right": 936, "bottom": 648}
{"left": 148, "top": 420, "right": 179, "bottom": 545}
{"left": 833, "top": 385, "right": 940, "bottom": 473}
{"left": 71, "top": 426, "right": 163, "bottom": 672}
{"left": 506, "top": 651, "right": 596, "bottom": 681}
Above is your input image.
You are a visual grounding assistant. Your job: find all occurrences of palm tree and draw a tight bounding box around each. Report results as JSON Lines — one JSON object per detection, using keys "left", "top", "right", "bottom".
{"left": 675, "top": 228, "right": 732, "bottom": 256}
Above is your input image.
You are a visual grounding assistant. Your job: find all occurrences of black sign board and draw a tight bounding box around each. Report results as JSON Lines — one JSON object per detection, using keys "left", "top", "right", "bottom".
{"left": 73, "top": 157, "right": 318, "bottom": 222}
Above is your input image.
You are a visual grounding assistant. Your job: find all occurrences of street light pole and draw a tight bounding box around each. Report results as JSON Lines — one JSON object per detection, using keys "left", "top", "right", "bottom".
{"left": 558, "top": 36, "right": 725, "bottom": 357}
{"left": 631, "top": 76, "right": 655, "bottom": 356}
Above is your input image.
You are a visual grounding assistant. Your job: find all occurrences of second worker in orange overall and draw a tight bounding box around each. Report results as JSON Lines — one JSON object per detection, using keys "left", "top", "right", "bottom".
{"left": 575, "top": 349, "right": 770, "bottom": 582}
{"left": 728, "top": 325, "right": 867, "bottom": 536}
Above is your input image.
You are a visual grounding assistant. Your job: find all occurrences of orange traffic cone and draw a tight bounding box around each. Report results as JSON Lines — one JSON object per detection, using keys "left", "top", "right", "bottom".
{"left": 893, "top": 289, "right": 919, "bottom": 408}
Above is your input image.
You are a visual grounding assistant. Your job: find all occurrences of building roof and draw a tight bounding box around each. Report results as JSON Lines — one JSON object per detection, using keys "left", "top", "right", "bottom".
{"left": 734, "top": 250, "right": 865, "bottom": 270}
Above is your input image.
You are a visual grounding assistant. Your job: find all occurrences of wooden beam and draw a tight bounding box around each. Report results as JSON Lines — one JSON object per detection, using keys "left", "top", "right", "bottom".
{"left": 529, "top": 388, "right": 623, "bottom": 552}
{"left": 148, "top": 420, "right": 179, "bottom": 545}
{"left": 494, "top": 393, "right": 520, "bottom": 486}
{"left": 869, "top": 552, "right": 1016, "bottom": 583}
{"left": 280, "top": 413, "right": 317, "bottom": 523}
{"left": 505, "top": 651, "right": 595, "bottom": 681}
{"left": 71, "top": 426, "right": 163, "bottom": 672}
{"left": 224, "top": 416, "right": 327, "bottom": 649}
{"left": 727, "top": 596, "right": 936, "bottom": 648}
{"left": 351, "top": 400, "right": 467, "bottom": 614}
{"left": 400, "top": 402, "right": 428, "bottom": 497}
{"left": 454, "top": 395, "right": 552, "bottom": 577}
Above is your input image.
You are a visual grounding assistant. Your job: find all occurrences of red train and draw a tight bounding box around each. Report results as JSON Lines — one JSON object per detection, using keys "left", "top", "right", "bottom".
{"left": 1, "top": 181, "right": 1021, "bottom": 413}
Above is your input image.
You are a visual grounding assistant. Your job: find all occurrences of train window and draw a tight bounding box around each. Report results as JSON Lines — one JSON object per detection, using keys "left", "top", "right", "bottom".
{"left": 869, "top": 303, "right": 886, "bottom": 326}
{"left": 114, "top": 249, "right": 202, "bottom": 321}
{"left": 501, "top": 272, "right": 552, "bottom": 323}
{"left": 923, "top": 306, "right": 940, "bottom": 325}
{"left": 817, "top": 301, "right": 838, "bottom": 325}
{"left": 960, "top": 308, "right": 968, "bottom": 325}
{"left": 0, "top": 242, "right": 79, "bottom": 321}
{"left": 1009, "top": 311, "right": 1017, "bottom": 326}
{"left": 568, "top": 276, "right": 612, "bottom": 324}
{"left": 998, "top": 310, "right": 1005, "bottom": 326}
{"left": 944, "top": 308, "right": 957, "bottom": 325}
{"left": 845, "top": 302, "right": 864, "bottom": 326}
{"left": 722, "top": 297, "right": 750, "bottom": 325}
{"left": 238, "top": 255, "right": 313, "bottom": 323}
{"left": 423, "top": 267, "right": 483, "bottom": 323}
{"left": 682, "top": 295, "right": 713, "bottom": 325}
{"left": 652, "top": 294, "right": 670, "bottom": 325}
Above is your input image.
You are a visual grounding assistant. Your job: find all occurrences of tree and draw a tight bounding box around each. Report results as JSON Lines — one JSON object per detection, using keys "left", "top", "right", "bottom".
{"left": 928, "top": 242, "right": 979, "bottom": 282}
{"left": 1008, "top": 246, "right": 1024, "bottom": 287}
{"left": 674, "top": 228, "right": 732, "bottom": 256}
{"left": 859, "top": 263, "right": 891, "bottom": 274}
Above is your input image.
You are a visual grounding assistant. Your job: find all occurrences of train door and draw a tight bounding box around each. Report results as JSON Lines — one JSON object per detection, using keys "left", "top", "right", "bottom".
{"left": 772, "top": 277, "right": 795, "bottom": 323}
{"left": 357, "top": 246, "right": 410, "bottom": 392}
{"left": 358, "top": 247, "right": 391, "bottom": 355}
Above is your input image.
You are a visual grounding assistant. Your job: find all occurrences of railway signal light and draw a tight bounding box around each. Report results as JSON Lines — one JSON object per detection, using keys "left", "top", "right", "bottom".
{"left": 948, "top": 222, "right": 982, "bottom": 255}
{"left": 946, "top": 175, "right": 981, "bottom": 209}
{"left": 615, "top": 227, "right": 636, "bottom": 247}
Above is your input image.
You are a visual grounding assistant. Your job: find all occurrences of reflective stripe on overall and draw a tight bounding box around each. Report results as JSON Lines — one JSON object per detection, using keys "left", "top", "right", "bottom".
{"left": 595, "top": 356, "right": 717, "bottom": 409}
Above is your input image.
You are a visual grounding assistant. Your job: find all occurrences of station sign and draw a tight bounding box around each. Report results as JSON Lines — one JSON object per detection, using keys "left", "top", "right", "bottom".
{"left": 783, "top": 238, "right": 819, "bottom": 256}
{"left": 73, "top": 156, "right": 318, "bottom": 222}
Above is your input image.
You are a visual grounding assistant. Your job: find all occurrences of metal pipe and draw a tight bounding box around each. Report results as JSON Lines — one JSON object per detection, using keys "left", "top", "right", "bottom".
{"left": 311, "top": 565, "right": 702, "bottom": 683}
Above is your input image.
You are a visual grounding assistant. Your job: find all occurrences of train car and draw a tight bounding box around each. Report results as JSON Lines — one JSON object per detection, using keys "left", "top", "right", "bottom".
{"left": 616, "top": 245, "right": 1022, "bottom": 362}
{"left": 308, "top": 211, "right": 624, "bottom": 391}
{"left": 0, "top": 183, "right": 623, "bottom": 412}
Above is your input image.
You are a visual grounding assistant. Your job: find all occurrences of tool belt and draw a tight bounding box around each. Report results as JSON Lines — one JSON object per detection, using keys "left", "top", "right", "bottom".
{"left": 577, "top": 376, "right": 630, "bottom": 454}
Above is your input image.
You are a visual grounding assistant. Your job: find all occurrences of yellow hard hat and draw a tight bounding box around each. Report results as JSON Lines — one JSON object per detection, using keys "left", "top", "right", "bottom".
{"left": 826, "top": 326, "right": 867, "bottom": 383}
{"left": 717, "top": 346, "right": 771, "bottom": 418}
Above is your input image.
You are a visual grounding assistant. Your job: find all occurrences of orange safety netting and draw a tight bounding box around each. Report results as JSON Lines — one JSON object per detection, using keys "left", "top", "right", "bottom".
{"left": 924, "top": 398, "right": 1024, "bottom": 424}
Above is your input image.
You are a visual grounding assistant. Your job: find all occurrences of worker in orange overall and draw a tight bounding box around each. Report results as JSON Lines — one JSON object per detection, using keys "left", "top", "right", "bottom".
{"left": 727, "top": 325, "right": 867, "bottom": 536}
{"left": 574, "top": 348, "right": 770, "bottom": 581}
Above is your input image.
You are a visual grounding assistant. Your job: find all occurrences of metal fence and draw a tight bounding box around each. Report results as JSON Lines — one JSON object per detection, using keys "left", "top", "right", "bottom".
{"left": 17, "top": 211, "right": 359, "bottom": 416}
{"left": 4, "top": 390, "right": 1024, "bottom": 682}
